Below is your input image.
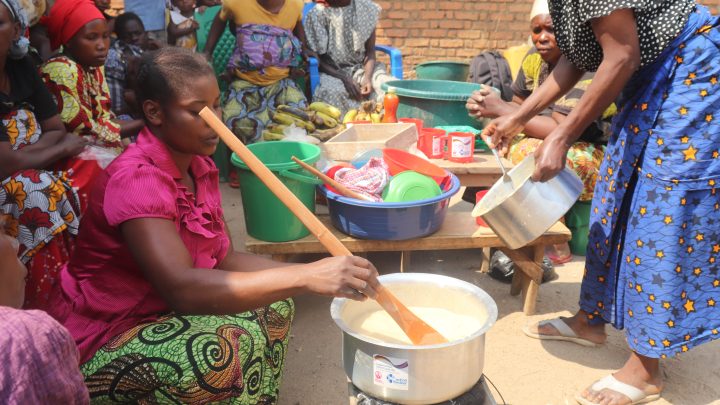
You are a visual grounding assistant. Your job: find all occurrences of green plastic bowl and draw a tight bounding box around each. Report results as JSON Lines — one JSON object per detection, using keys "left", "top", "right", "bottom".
{"left": 415, "top": 61, "right": 470, "bottom": 82}
{"left": 382, "top": 79, "right": 493, "bottom": 129}
{"left": 382, "top": 171, "right": 442, "bottom": 202}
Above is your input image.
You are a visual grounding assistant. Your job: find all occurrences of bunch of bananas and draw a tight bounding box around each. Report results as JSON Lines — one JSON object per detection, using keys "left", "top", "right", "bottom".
{"left": 265, "top": 102, "right": 345, "bottom": 142}
{"left": 342, "top": 100, "right": 384, "bottom": 124}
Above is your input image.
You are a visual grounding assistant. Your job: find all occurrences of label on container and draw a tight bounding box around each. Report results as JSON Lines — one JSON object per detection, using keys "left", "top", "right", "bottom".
{"left": 372, "top": 354, "right": 409, "bottom": 390}
{"left": 432, "top": 136, "right": 443, "bottom": 157}
{"left": 451, "top": 136, "right": 473, "bottom": 158}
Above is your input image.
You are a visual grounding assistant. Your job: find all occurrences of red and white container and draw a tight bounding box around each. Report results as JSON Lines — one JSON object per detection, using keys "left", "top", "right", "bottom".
{"left": 418, "top": 128, "right": 446, "bottom": 159}
{"left": 446, "top": 132, "right": 475, "bottom": 163}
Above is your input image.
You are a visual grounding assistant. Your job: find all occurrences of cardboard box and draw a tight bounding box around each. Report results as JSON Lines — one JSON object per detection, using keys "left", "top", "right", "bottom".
{"left": 322, "top": 123, "right": 418, "bottom": 162}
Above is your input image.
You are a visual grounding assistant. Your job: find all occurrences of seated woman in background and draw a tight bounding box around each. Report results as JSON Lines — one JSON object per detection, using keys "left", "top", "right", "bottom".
{"left": 40, "top": 0, "right": 144, "bottom": 207}
{"left": 466, "top": 0, "right": 615, "bottom": 264}
{"left": 0, "top": 0, "right": 88, "bottom": 310}
{"left": 204, "top": 0, "right": 308, "bottom": 187}
{"left": 0, "top": 222, "right": 89, "bottom": 404}
{"left": 303, "top": 0, "right": 391, "bottom": 115}
{"left": 47, "top": 47, "right": 378, "bottom": 403}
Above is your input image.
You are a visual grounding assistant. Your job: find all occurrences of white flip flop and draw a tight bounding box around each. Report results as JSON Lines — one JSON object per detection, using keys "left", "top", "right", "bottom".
{"left": 522, "top": 317, "right": 600, "bottom": 347}
{"left": 575, "top": 374, "right": 662, "bottom": 405}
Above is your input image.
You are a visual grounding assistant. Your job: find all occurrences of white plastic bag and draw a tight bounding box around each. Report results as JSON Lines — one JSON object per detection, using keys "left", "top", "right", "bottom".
{"left": 77, "top": 145, "right": 120, "bottom": 169}
{"left": 281, "top": 124, "right": 320, "bottom": 145}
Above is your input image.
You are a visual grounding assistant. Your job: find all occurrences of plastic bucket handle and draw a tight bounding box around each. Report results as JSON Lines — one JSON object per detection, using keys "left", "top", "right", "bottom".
{"left": 279, "top": 169, "right": 323, "bottom": 185}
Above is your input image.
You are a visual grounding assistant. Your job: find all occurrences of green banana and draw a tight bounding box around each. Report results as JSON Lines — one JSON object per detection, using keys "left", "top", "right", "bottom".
{"left": 266, "top": 124, "right": 288, "bottom": 135}
{"left": 309, "top": 102, "right": 342, "bottom": 120}
{"left": 314, "top": 111, "right": 338, "bottom": 129}
{"left": 262, "top": 130, "right": 285, "bottom": 141}
{"left": 276, "top": 105, "right": 311, "bottom": 122}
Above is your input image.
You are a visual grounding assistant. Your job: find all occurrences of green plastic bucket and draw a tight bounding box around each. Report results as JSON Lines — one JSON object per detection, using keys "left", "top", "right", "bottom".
{"left": 566, "top": 200, "right": 592, "bottom": 256}
{"left": 231, "top": 142, "right": 322, "bottom": 242}
{"left": 415, "top": 61, "right": 470, "bottom": 82}
{"left": 382, "top": 80, "right": 493, "bottom": 129}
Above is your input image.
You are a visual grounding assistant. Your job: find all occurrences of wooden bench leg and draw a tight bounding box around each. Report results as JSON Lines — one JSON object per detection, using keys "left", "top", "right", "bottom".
{"left": 510, "top": 268, "right": 524, "bottom": 296}
{"left": 501, "top": 246, "right": 545, "bottom": 315}
{"left": 521, "top": 245, "right": 546, "bottom": 315}
{"left": 480, "top": 247, "right": 492, "bottom": 273}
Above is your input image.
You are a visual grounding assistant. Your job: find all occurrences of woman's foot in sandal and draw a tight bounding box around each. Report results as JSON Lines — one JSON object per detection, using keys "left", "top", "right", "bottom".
{"left": 524, "top": 310, "right": 607, "bottom": 346}
{"left": 546, "top": 242, "right": 573, "bottom": 264}
{"left": 576, "top": 352, "right": 663, "bottom": 405}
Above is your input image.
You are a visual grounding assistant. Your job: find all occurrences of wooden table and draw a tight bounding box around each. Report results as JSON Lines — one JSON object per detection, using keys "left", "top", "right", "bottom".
{"left": 431, "top": 153, "right": 513, "bottom": 187}
{"left": 245, "top": 210, "right": 571, "bottom": 315}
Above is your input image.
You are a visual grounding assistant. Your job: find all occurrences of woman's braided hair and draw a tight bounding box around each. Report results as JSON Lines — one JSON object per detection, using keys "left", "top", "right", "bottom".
{"left": 134, "top": 47, "right": 216, "bottom": 113}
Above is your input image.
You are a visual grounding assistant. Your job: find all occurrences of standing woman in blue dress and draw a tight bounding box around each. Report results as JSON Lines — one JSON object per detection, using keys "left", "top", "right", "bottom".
{"left": 484, "top": 1, "right": 720, "bottom": 404}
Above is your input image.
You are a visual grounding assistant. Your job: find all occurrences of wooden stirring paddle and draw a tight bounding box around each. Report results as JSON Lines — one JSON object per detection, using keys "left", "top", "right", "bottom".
{"left": 290, "top": 156, "right": 375, "bottom": 202}
{"left": 199, "top": 107, "right": 447, "bottom": 346}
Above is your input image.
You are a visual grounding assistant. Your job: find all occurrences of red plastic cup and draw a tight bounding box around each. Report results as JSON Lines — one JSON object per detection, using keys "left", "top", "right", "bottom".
{"left": 399, "top": 118, "right": 424, "bottom": 132}
{"left": 446, "top": 132, "right": 475, "bottom": 163}
{"left": 420, "top": 128, "right": 446, "bottom": 159}
{"left": 475, "top": 189, "right": 489, "bottom": 227}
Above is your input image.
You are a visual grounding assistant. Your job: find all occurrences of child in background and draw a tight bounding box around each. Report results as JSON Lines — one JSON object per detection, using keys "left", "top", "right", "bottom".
{"left": 168, "top": 0, "right": 198, "bottom": 50}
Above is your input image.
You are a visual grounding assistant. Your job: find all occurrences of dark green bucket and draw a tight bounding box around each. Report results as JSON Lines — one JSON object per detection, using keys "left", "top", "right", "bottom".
{"left": 415, "top": 61, "right": 470, "bottom": 82}
{"left": 566, "top": 201, "right": 591, "bottom": 256}
{"left": 381, "top": 79, "right": 492, "bottom": 129}
{"left": 231, "top": 142, "right": 322, "bottom": 242}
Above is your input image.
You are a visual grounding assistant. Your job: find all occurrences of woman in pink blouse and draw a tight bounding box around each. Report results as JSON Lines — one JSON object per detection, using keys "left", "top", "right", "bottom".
{"left": 48, "top": 47, "right": 379, "bottom": 404}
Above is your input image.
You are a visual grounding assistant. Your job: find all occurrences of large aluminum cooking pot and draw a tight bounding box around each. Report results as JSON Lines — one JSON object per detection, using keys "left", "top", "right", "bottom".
{"left": 472, "top": 155, "right": 583, "bottom": 249}
{"left": 330, "top": 273, "right": 498, "bottom": 404}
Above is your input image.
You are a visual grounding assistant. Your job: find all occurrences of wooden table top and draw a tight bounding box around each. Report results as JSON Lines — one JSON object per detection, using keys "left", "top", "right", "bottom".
{"left": 430, "top": 152, "right": 514, "bottom": 175}
{"left": 244, "top": 211, "right": 570, "bottom": 255}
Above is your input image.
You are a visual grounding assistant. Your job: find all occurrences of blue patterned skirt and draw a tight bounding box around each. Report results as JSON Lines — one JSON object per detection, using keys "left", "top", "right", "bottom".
{"left": 581, "top": 6, "right": 720, "bottom": 359}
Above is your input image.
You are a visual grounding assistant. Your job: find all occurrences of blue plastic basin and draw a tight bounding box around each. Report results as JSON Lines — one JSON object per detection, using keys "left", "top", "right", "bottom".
{"left": 319, "top": 173, "right": 461, "bottom": 240}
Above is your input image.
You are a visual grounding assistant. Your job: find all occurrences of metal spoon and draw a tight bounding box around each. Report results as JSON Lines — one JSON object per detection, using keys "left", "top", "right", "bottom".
{"left": 490, "top": 146, "right": 512, "bottom": 184}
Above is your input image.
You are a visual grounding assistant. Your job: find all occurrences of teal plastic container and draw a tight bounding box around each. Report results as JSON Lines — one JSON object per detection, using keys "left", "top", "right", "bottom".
{"left": 382, "top": 80, "right": 488, "bottom": 129}
{"left": 415, "top": 61, "right": 470, "bottom": 82}
{"left": 230, "top": 142, "right": 322, "bottom": 242}
{"left": 566, "top": 200, "right": 592, "bottom": 255}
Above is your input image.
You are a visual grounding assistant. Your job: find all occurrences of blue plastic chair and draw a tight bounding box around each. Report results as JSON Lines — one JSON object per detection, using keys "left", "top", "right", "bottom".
{"left": 302, "top": 2, "right": 403, "bottom": 96}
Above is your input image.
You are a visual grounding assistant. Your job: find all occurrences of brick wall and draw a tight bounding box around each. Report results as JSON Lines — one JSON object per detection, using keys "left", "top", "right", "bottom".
{"left": 374, "top": 0, "right": 720, "bottom": 78}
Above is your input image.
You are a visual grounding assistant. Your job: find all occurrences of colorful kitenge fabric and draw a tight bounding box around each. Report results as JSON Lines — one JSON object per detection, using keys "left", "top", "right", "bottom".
{"left": 0, "top": 107, "right": 80, "bottom": 309}
{"left": 581, "top": 6, "right": 720, "bottom": 358}
{"left": 223, "top": 77, "right": 307, "bottom": 144}
{"left": 81, "top": 300, "right": 294, "bottom": 404}
{"left": 228, "top": 24, "right": 303, "bottom": 74}
{"left": 508, "top": 136, "right": 605, "bottom": 202}
{"left": 508, "top": 51, "right": 613, "bottom": 201}
{"left": 303, "top": 0, "right": 391, "bottom": 115}
{"left": 40, "top": 55, "right": 123, "bottom": 152}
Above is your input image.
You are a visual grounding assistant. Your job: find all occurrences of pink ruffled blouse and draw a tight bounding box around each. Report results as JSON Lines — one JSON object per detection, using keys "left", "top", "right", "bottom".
{"left": 48, "top": 127, "right": 231, "bottom": 363}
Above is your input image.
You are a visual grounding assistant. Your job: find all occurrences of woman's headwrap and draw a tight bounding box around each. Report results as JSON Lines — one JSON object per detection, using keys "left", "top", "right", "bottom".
{"left": 1, "top": 0, "right": 30, "bottom": 59}
{"left": 41, "top": 0, "right": 105, "bottom": 50}
{"left": 530, "top": 0, "right": 549, "bottom": 20}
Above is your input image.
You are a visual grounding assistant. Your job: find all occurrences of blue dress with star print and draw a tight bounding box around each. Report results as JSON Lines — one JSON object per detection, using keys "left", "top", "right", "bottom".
{"left": 581, "top": 6, "right": 720, "bottom": 359}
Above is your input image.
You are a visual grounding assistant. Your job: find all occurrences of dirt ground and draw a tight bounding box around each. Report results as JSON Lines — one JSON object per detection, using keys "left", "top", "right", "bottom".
{"left": 220, "top": 184, "right": 720, "bottom": 405}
